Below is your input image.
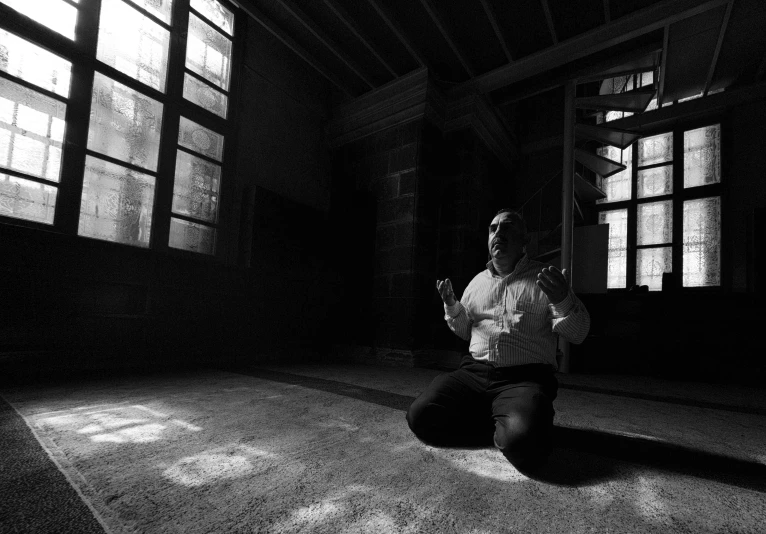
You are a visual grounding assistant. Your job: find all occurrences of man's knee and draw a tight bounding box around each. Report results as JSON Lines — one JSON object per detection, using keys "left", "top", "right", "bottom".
{"left": 493, "top": 394, "right": 553, "bottom": 467}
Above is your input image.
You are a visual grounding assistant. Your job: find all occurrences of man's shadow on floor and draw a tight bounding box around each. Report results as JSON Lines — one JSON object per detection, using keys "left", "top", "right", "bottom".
{"left": 520, "top": 426, "right": 766, "bottom": 491}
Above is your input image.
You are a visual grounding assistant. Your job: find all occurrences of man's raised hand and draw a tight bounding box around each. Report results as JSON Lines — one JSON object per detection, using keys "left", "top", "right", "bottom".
{"left": 536, "top": 266, "right": 570, "bottom": 305}
{"left": 436, "top": 279, "right": 456, "bottom": 306}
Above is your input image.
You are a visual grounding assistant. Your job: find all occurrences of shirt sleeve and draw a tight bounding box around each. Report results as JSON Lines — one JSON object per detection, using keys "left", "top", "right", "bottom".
{"left": 444, "top": 298, "right": 473, "bottom": 342}
{"left": 549, "top": 290, "right": 590, "bottom": 344}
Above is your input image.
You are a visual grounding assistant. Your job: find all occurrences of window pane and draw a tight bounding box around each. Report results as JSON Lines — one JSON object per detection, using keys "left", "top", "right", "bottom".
{"left": 191, "top": 0, "right": 234, "bottom": 36}
{"left": 596, "top": 145, "right": 631, "bottom": 204}
{"left": 0, "top": 29, "right": 72, "bottom": 97}
{"left": 1, "top": 0, "right": 78, "bottom": 40}
{"left": 169, "top": 217, "right": 216, "bottom": 254}
{"left": 178, "top": 116, "right": 223, "bottom": 161}
{"left": 637, "top": 247, "right": 671, "bottom": 292}
{"left": 186, "top": 14, "right": 232, "bottom": 91}
{"left": 0, "top": 77, "right": 67, "bottom": 182}
{"left": 0, "top": 173, "right": 57, "bottom": 224}
{"left": 684, "top": 124, "right": 720, "bottom": 188}
{"left": 638, "top": 132, "right": 673, "bottom": 167}
{"left": 599, "top": 209, "right": 628, "bottom": 289}
{"left": 88, "top": 73, "right": 163, "bottom": 171}
{"left": 683, "top": 197, "right": 721, "bottom": 287}
{"left": 183, "top": 74, "right": 227, "bottom": 118}
{"left": 78, "top": 156, "right": 155, "bottom": 247}
{"left": 172, "top": 150, "right": 220, "bottom": 223}
{"left": 97, "top": 0, "right": 171, "bottom": 92}
{"left": 126, "top": 0, "right": 174, "bottom": 24}
{"left": 637, "top": 200, "right": 672, "bottom": 245}
{"left": 638, "top": 165, "right": 672, "bottom": 198}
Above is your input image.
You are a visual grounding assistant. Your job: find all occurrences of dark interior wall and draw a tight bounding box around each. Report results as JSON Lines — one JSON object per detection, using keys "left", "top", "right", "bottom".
{"left": 0, "top": 16, "right": 336, "bottom": 378}
{"left": 330, "top": 120, "right": 422, "bottom": 356}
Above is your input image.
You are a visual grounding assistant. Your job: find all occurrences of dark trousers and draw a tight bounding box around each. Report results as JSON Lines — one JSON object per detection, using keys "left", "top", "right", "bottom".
{"left": 406, "top": 355, "right": 558, "bottom": 471}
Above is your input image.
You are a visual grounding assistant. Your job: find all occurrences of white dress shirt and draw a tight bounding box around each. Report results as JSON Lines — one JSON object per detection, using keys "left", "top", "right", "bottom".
{"left": 444, "top": 254, "right": 590, "bottom": 370}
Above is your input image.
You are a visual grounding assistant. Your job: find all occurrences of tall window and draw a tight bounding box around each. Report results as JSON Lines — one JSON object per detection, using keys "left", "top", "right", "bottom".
{"left": 0, "top": 0, "right": 238, "bottom": 255}
{"left": 596, "top": 123, "right": 722, "bottom": 291}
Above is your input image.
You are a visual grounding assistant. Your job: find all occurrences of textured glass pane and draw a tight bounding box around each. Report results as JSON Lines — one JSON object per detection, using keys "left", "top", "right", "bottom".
{"left": 640, "top": 71, "right": 654, "bottom": 87}
{"left": 172, "top": 150, "right": 220, "bottom": 223}
{"left": 78, "top": 156, "right": 155, "bottom": 247}
{"left": 683, "top": 197, "right": 721, "bottom": 287}
{"left": 596, "top": 145, "right": 631, "bottom": 204}
{"left": 97, "top": 0, "right": 171, "bottom": 92}
{"left": 183, "top": 74, "right": 227, "bottom": 118}
{"left": 638, "top": 201, "right": 672, "bottom": 245}
{"left": 191, "top": 0, "right": 234, "bottom": 35}
{"left": 0, "top": 29, "right": 72, "bottom": 97}
{"left": 126, "top": 0, "right": 174, "bottom": 24}
{"left": 88, "top": 73, "right": 163, "bottom": 171}
{"left": 599, "top": 209, "right": 628, "bottom": 289}
{"left": 0, "top": 174, "right": 57, "bottom": 224}
{"left": 0, "top": 77, "right": 67, "bottom": 181}
{"left": 684, "top": 124, "right": 720, "bottom": 188}
{"left": 638, "top": 165, "right": 672, "bottom": 198}
{"left": 637, "top": 247, "right": 672, "bottom": 292}
{"left": 1, "top": 0, "right": 78, "bottom": 40}
{"left": 178, "top": 116, "right": 223, "bottom": 161}
{"left": 638, "top": 132, "right": 673, "bottom": 167}
{"left": 186, "top": 14, "right": 232, "bottom": 91}
{"left": 645, "top": 97, "right": 658, "bottom": 112}
{"left": 169, "top": 217, "right": 216, "bottom": 254}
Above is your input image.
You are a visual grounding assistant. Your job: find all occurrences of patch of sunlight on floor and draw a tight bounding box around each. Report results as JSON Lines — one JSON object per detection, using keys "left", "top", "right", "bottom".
{"left": 635, "top": 475, "right": 668, "bottom": 522}
{"left": 580, "top": 482, "right": 616, "bottom": 507}
{"left": 161, "top": 445, "right": 279, "bottom": 487}
{"left": 91, "top": 423, "right": 167, "bottom": 443}
{"left": 272, "top": 485, "right": 371, "bottom": 532}
{"left": 341, "top": 510, "right": 397, "bottom": 533}
{"left": 35, "top": 404, "right": 202, "bottom": 444}
{"left": 434, "top": 447, "right": 527, "bottom": 482}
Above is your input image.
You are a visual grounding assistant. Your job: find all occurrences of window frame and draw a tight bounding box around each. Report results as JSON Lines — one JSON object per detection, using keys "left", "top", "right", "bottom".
{"left": 0, "top": 0, "right": 243, "bottom": 260}
{"left": 597, "top": 116, "right": 728, "bottom": 293}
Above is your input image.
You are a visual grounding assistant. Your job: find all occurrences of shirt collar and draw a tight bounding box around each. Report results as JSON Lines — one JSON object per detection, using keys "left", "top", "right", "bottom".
{"left": 486, "top": 253, "right": 529, "bottom": 278}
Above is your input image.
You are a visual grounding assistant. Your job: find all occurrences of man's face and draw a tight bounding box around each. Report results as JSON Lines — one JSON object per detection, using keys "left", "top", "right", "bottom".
{"left": 488, "top": 212, "right": 526, "bottom": 260}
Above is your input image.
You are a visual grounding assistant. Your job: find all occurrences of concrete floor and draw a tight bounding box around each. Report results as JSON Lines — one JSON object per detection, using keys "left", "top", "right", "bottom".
{"left": 2, "top": 363, "right": 765, "bottom": 533}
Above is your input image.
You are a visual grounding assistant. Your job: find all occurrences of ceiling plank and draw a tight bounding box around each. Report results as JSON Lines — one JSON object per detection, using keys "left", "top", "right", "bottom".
{"left": 603, "top": 0, "right": 611, "bottom": 23}
{"left": 703, "top": 0, "right": 733, "bottom": 95}
{"left": 541, "top": 0, "right": 559, "bottom": 45}
{"left": 658, "top": 24, "right": 669, "bottom": 105}
{"left": 494, "top": 44, "right": 660, "bottom": 106}
{"left": 417, "top": 0, "right": 475, "bottom": 77}
{"left": 273, "top": 0, "right": 375, "bottom": 89}
{"left": 453, "top": 0, "right": 729, "bottom": 96}
{"left": 364, "top": 0, "right": 427, "bottom": 68}
{"left": 479, "top": 0, "right": 513, "bottom": 63}
{"left": 321, "top": 0, "right": 398, "bottom": 78}
{"left": 235, "top": 1, "right": 354, "bottom": 97}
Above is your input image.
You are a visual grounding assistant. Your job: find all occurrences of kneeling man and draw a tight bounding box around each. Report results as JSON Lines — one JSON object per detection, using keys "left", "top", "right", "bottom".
{"left": 407, "top": 208, "right": 590, "bottom": 471}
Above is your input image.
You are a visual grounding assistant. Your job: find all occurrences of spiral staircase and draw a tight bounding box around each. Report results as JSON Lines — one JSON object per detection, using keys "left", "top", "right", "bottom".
{"left": 532, "top": 66, "right": 658, "bottom": 263}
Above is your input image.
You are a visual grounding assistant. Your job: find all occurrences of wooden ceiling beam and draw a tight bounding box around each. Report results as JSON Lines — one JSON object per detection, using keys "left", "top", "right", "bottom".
{"left": 703, "top": 0, "right": 733, "bottom": 96}
{"left": 273, "top": 0, "right": 375, "bottom": 89}
{"left": 235, "top": 1, "right": 354, "bottom": 97}
{"left": 453, "top": 0, "right": 729, "bottom": 96}
{"left": 541, "top": 0, "right": 558, "bottom": 45}
{"left": 417, "top": 0, "right": 475, "bottom": 77}
{"left": 364, "top": 0, "right": 427, "bottom": 69}
{"left": 321, "top": 0, "right": 398, "bottom": 78}
{"left": 479, "top": 0, "right": 514, "bottom": 63}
